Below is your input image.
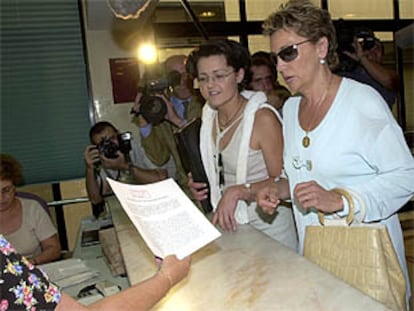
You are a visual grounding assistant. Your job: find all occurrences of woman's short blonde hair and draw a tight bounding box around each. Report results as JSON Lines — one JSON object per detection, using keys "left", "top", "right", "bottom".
{"left": 0, "top": 154, "right": 23, "bottom": 185}
{"left": 263, "top": 0, "right": 338, "bottom": 69}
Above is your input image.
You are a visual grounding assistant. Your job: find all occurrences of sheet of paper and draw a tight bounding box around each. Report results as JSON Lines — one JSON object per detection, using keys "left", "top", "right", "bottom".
{"left": 107, "top": 178, "right": 221, "bottom": 259}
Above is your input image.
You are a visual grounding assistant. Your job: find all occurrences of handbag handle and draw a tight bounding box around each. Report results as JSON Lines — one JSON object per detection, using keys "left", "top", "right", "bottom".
{"left": 317, "top": 188, "right": 355, "bottom": 225}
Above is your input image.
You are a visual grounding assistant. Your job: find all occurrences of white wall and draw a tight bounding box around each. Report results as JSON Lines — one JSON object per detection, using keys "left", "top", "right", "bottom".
{"left": 84, "top": 29, "right": 142, "bottom": 138}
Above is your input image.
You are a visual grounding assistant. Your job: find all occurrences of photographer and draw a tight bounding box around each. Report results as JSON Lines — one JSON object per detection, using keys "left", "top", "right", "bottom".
{"left": 335, "top": 24, "right": 399, "bottom": 109}
{"left": 84, "top": 121, "right": 167, "bottom": 207}
{"left": 132, "top": 55, "right": 203, "bottom": 199}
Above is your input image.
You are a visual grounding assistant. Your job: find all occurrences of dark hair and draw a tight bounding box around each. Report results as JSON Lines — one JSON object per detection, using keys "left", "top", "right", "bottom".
{"left": 263, "top": 0, "right": 338, "bottom": 69}
{"left": 250, "top": 51, "right": 278, "bottom": 81}
{"left": 0, "top": 154, "right": 23, "bottom": 185}
{"left": 89, "top": 121, "right": 118, "bottom": 143}
{"left": 187, "top": 39, "right": 252, "bottom": 90}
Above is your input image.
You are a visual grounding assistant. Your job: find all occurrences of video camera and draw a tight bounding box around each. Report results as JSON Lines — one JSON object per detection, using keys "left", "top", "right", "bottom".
{"left": 97, "top": 132, "right": 132, "bottom": 160}
{"left": 134, "top": 69, "right": 182, "bottom": 125}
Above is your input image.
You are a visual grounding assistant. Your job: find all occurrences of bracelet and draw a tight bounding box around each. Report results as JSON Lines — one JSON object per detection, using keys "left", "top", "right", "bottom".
{"left": 158, "top": 270, "right": 173, "bottom": 289}
{"left": 317, "top": 188, "right": 355, "bottom": 225}
{"left": 244, "top": 183, "right": 251, "bottom": 200}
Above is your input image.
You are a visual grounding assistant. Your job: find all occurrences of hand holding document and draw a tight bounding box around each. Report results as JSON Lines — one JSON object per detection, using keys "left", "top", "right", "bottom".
{"left": 107, "top": 178, "right": 221, "bottom": 259}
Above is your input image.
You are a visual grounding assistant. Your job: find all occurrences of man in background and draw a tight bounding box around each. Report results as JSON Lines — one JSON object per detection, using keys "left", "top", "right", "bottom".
{"left": 132, "top": 55, "right": 203, "bottom": 198}
{"left": 248, "top": 51, "right": 291, "bottom": 114}
{"left": 84, "top": 121, "right": 167, "bottom": 211}
{"left": 335, "top": 24, "right": 399, "bottom": 109}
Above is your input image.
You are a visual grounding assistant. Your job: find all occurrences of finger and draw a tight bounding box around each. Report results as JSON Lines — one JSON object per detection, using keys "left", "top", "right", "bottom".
{"left": 192, "top": 181, "right": 207, "bottom": 189}
{"left": 229, "top": 214, "right": 237, "bottom": 232}
{"left": 261, "top": 205, "right": 274, "bottom": 215}
{"left": 219, "top": 213, "right": 231, "bottom": 231}
{"left": 221, "top": 211, "right": 236, "bottom": 232}
{"left": 212, "top": 212, "right": 219, "bottom": 226}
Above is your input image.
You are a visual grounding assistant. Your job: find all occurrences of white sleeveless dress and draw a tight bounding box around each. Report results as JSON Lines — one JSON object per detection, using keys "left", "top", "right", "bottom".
{"left": 221, "top": 115, "right": 298, "bottom": 250}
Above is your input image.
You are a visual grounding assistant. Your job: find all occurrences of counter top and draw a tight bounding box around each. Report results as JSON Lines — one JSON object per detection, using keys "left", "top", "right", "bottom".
{"left": 107, "top": 196, "right": 389, "bottom": 311}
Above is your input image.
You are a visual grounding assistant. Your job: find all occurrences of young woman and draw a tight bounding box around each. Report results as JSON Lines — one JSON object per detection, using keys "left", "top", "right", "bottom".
{"left": 187, "top": 39, "right": 297, "bottom": 250}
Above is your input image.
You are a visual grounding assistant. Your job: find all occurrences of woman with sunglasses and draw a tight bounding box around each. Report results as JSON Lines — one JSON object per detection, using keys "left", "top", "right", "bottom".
{"left": 257, "top": 0, "right": 413, "bottom": 307}
{"left": 187, "top": 39, "right": 297, "bottom": 250}
{"left": 0, "top": 154, "right": 61, "bottom": 265}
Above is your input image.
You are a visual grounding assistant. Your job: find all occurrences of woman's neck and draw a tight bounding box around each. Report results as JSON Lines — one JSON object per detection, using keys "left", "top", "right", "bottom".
{"left": 217, "top": 94, "right": 245, "bottom": 126}
{"left": 301, "top": 70, "right": 333, "bottom": 105}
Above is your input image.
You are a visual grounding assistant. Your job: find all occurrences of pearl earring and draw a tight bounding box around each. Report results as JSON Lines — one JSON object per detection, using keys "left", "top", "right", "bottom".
{"left": 320, "top": 59, "right": 326, "bottom": 64}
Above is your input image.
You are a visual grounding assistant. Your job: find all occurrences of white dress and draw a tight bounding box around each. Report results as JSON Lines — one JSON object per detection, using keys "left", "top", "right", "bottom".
{"left": 283, "top": 77, "right": 414, "bottom": 303}
{"left": 201, "top": 90, "right": 298, "bottom": 251}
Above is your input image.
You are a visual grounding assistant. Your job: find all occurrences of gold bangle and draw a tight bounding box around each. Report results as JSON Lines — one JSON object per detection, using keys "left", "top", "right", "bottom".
{"left": 317, "top": 188, "right": 355, "bottom": 225}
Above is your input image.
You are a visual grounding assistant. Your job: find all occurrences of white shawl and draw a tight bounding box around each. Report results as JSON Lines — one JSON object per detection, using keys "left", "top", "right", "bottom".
{"left": 200, "top": 90, "right": 282, "bottom": 223}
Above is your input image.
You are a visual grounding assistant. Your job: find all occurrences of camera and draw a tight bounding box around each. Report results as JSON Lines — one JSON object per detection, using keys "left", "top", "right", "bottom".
{"left": 97, "top": 132, "right": 132, "bottom": 160}
{"left": 334, "top": 20, "right": 377, "bottom": 73}
{"left": 135, "top": 70, "right": 182, "bottom": 125}
{"left": 355, "top": 28, "right": 376, "bottom": 51}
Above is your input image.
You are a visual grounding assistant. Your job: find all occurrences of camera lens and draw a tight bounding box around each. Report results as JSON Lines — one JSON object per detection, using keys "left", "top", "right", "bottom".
{"left": 139, "top": 95, "right": 167, "bottom": 125}
{"left": 97, "top": 138, "right": 119, "bottom": 159}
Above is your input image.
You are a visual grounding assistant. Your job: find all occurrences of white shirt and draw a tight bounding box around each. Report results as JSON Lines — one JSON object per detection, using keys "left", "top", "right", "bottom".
{"left": 283, "top": 77, "right": 414, "bottom": 300}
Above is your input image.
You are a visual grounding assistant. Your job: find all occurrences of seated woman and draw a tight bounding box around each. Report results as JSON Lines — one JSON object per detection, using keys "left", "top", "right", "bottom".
{"left": 0, "top": 154, "right": 61, "bottom": 264}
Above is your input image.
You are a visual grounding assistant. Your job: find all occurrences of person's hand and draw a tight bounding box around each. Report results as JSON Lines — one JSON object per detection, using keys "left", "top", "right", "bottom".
{"left": 343, "top": 37, "right": 370, "bottom": 63}
{"left": 161, "top": 94, "right": 185, "bottom": 127}
{"left": 132, "top": 92, "right": 149, "bottom": 127}
{"left": 257, "top": 182, "right": 283, "bottom": 215}
{"left": 159, "top": 255, "right": 191, "bottom": 287}
{"left": 212, "top": 185, "right": 242, "bottom": 232}
{"left": 188, "top": 172, "right": 208, "bottom": 202}
{"left": 84, "top": 145, "right": 100, "bottom": 169}
{"left": 293, "top": 180, "right": 342, "bottom": 214}
{"left": 100, "top": 151, "right": 128, "bottom": 170}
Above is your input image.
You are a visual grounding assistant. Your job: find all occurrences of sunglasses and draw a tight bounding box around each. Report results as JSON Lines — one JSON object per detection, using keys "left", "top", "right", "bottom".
{"left": 270, "top": 39, "right": 311, "bottom": 66}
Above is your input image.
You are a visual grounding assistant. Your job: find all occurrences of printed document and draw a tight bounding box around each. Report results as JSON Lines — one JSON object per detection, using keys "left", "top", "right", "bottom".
{"left": 107, "top": 178, "right": 221, "bottom": 259}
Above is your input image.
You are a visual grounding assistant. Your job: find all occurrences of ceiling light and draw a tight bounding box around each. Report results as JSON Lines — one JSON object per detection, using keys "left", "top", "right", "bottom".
{"left": 199, "top": 11, "right": 216, "bottom": 18}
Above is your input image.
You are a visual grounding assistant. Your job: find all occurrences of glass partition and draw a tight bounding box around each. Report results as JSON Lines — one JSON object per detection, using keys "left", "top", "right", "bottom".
{"left": 328, "top": 0, "right": 393, "bottom": 19}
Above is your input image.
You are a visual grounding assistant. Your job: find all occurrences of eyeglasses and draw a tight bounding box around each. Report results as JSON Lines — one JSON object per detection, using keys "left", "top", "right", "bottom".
{"left": 270, "top": 39, "right": 311, "bottom": 66}
{"left": 1, "top": 185, "right": 15, "bottom": 195}
{"left": 197, "top": 70, "right": 234, "bottom": 86}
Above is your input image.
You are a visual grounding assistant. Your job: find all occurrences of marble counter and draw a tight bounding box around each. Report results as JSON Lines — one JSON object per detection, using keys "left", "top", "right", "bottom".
{"left": 107, "top": 196, "right": 389, "bottom": 311}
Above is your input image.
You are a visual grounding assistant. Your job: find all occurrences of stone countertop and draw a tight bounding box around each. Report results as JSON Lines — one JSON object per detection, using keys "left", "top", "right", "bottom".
{"left": 107, "top": 196, "right": 389, "bottom": 311}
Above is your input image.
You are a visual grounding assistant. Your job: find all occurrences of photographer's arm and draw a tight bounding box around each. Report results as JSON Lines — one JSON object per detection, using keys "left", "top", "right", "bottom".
{"left": 163, "top": 95, "right": 186, "bottom": 128}
{"left": 84, "top": 146, "right": 104, "bottom": 204}
{"left": 345, "top": 40, "right": 399, "bottom": 92}
{"left": 359, "top": 54, "right": 399, "bottom": 92}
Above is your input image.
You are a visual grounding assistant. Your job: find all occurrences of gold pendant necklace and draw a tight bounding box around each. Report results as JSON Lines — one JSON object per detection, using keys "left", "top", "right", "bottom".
{"left": 302, "top": 135, "right": 310, "bottom": 148}
{"left": 302, "top": 75, "right": 333, "bottom": 148}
